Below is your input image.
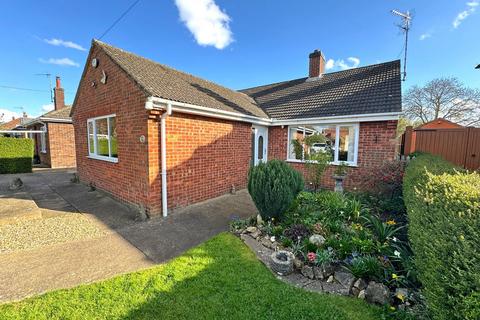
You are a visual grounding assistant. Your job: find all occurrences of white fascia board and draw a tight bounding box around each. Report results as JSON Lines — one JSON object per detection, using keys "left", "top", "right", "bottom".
{"left": 146, "top": 96, "right": 401, "bottom": 126}
{"left": 147, "top": 97, "right": 272, "bottom": 126}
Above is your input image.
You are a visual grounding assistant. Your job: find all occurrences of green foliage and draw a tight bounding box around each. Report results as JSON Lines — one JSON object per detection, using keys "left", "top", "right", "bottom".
{"left": 248, "top": 160, "right": 304, "bottom": 220}
{"left": 315, "top": 248, "right": 336, "bottom": 267}
{"left": 344, "top": 255, "right": 382, "bottom": 280}
{"left": 403, "top": 153, "right": 480, "bottom": 320}
{"left": 361, "top": 214, "right": 405, "bottom": 244}
{"left": 0, "top": 137, "right": 34, "bottom": 173}
{"left": 305, "top": 151, "right": 331, "bottom": 191}
{"left": 0, "top": 233, "right": 383, "bottom": 320}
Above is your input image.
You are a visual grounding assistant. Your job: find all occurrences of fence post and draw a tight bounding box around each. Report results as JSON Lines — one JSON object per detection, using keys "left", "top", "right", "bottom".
{"left": 403, "top": 126, "right": 414, "bottom": 155}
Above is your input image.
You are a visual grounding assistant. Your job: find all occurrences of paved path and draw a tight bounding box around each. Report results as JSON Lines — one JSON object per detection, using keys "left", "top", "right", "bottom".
{"left": 0, "top": 170, "right": 256, "bottom": 303}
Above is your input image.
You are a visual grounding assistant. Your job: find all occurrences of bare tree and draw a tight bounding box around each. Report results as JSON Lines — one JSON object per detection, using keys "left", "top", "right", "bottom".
{"left": 403, "top": 77, "right": 480, "bottom": 126}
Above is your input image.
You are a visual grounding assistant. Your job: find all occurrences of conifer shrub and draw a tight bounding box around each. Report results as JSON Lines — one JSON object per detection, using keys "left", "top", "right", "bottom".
{"left": 248, "top": 160, "right": 304, "bottom": 220}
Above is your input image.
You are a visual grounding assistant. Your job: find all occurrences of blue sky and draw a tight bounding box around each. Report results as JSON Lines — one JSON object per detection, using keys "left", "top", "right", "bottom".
{"left": 0, "top": 0, "right": 479, "bottom": 120}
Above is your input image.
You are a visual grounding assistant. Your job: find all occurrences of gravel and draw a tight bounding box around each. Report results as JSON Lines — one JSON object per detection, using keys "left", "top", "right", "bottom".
{"left": 0, "top": 215, "right": 107, "bottom": 254}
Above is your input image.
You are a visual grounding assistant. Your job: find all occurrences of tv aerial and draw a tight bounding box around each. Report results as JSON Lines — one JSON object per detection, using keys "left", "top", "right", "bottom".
{"left": 391, "top": 9, "right": 412, "bottom": 81}
{"left": 35, "top": 73, "right": 53, "bottom": 102}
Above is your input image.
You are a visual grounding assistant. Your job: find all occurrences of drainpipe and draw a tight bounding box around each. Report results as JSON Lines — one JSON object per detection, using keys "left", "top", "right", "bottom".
{"left": 160, "top": 103, "right": 172, "bottom": 217}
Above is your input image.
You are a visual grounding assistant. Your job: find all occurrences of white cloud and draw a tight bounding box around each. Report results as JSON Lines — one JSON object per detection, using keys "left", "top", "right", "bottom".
{"left": 0, "top": 108, "right": 21, "bottom": 123}
{"left": 325, "top": 57, "right": 360, "bottom": 71}
{"left": 174, "top": 0, "right": 233, "bottom": 49}
{"left": 419, "top": 32, "right": 432, "bottom": 40}
{"left": 38, "top": 57, "right": 79, "bottom": 67}
{"left": 453, "top": 1, "right": 478, "bottom": 28}
{"left": 41, "top": 104, "right": 54, "bottom": 112}
{"left": 44, "top": 38, "right": 86, "bottom": 51}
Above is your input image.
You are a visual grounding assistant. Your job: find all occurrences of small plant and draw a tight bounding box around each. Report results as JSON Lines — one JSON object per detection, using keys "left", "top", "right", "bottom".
{"left": 305, "top": 151, "right": 331, "bottom": 191}
{"left": 229, "top": 217, "right": 251, "bottom": 232}
{"left": 248, "top": 160, "right": 304, "bottom": 220}
{"left": 344, "top": 255, "right": 382, "bottom": 280}
{"left": 283, "top": 224, "right": 310, "bottom": 242}
{"left": 334, "top": 162, "right": 348, "bottom": 176}
{"left": 362, "top": 213, "right": 405, "bottom": 243}
{"left": 315, "top": 248, "right": 335, "bottom": 267}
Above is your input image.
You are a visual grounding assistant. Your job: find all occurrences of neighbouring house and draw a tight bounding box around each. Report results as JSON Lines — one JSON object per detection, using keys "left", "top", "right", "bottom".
{"left": 25, "top": 77, "right": 76, "bottom": 168}
{"left": 416, "top": 118, "right": 463, "bottom": 129}
{"left": 0, "top": 113, "right": 32, "bottom": 136}
{"left": 71, "top": 40, "right": 401, "bottom": 216}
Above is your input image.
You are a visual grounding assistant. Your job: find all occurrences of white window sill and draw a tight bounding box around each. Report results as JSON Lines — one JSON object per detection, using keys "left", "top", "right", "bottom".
{"left": 40, "top": 151, "right": 47, "bottom": 154}
{"left": 286, "top": 159, "right": 358, "bottom": 167}
{"left": 87, "top": 155, "right": 118, "bottom": 163}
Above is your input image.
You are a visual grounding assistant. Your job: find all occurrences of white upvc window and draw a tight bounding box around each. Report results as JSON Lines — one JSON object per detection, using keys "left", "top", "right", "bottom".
{"left": 87, "top": 114, "right": 118, "bottom": 163}
{"left": 287, "top": 123, "right": 359, "bottom": 166}
{"left": 40, "top": 126, "right": 46, "bottom": 153}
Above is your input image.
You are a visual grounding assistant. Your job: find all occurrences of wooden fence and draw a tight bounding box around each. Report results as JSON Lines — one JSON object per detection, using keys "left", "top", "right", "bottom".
{"left": 401, "top": 126, "right": 480, "bottom": 170}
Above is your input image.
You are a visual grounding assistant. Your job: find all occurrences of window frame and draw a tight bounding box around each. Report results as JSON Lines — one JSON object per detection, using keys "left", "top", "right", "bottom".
{"left": 87, "top": 114, "right": 118, "bottom": 163}
{"left": 286, "top": 123, "right": 359, "bottom": 166}
{"left": 40, "top": 125, "right": 47, "bottom": 153}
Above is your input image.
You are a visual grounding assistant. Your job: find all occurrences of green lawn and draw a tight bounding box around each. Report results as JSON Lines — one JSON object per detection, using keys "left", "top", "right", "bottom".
{"left": 0, "top": 233, "right": 382, "bottom": 320}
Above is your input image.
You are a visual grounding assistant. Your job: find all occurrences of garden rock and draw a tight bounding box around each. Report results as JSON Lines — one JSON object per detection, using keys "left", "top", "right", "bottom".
{"left": 246, "top": 226, "right": 257, "bottom": 233}
{"left": 365, "top": 281, "right": 390, "bottom": 305}
{"left": 358, "top": 290, "right": 366, "bottom": 299}
{"left": 309, "top": 234, "right": 326, "bottom": 246}
{"left": 256, "top": 214, "right": 263, "bottom": 226}
{"left": 250, "top": 230, "right": 261, "bottom": 239}
{"left": 301, "top": 265, "right": 314, "bottom": 279}
{"left": 334, "top": 271, "right": 355, "bottom": 289}
{"left": 293, "top": 258, "right": 304, "bottom": 270}
{"left": 323, "top": 282, "right": 350, "bottom": 296}
{"left": 270, "top": 251, "right": 294, "bottom": 275}
{"left": 9, "top": 178, "right": 23, "bottom": 190}
{"left": 353, "top": 278, "right": 367, "bottom": 291}
{"left": 313, "top": 266, "right": 323, "bottom": 280}
{"left": 326, "top": 275, "right": 334, "bottom": 283}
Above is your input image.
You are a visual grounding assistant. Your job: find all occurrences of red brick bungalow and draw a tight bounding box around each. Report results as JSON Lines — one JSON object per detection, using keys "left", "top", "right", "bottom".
{"left": 71, "top": 40, "right": 401, "bottom": 217}
{"left": 26, "top": 77, "right": 76, "bottom": 168}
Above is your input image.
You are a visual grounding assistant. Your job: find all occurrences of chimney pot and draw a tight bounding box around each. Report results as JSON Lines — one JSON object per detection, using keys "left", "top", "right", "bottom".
{"left": 53, "top": 76, "right": 65, "bottom": 110}
{"left": 309, "top": 49, "right": 326, "bottom": 78}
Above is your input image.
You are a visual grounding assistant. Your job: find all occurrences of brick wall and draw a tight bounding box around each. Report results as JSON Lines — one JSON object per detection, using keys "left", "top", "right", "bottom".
{"left": 163, "top": 113, "right": 251, "bottom": 209}
{"left": 268, "top": 121, "right": 398, "bottom": 190}
{"left": 72, "top": 43, "right": 153, "bottom": 213}
{"left": 47, "top": 122, "right": 76, "bottom": 168}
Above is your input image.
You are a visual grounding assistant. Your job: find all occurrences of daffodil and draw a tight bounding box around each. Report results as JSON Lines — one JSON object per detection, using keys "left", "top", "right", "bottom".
{"left": 392, "top": 273, "right": 398, "bottom": 279}
{"left": 396, "top": 293, "right": 405, "bottom": 302}
{"left": 386, "top": 220, "right": 396, "bottom": 225}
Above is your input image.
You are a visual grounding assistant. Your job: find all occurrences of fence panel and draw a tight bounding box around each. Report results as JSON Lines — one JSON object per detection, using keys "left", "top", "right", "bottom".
{"left": 401, "top": 127, "right": 480, "bottom": 170}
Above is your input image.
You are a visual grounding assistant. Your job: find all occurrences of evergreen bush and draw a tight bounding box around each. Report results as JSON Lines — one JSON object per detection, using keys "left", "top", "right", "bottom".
{"left": 248, "top": 160, "right": 304, "bottom": 220}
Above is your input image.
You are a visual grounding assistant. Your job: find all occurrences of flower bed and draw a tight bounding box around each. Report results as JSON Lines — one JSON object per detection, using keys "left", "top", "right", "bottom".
{"left": 232, "top": 189, "right": 424, "bottom": 318}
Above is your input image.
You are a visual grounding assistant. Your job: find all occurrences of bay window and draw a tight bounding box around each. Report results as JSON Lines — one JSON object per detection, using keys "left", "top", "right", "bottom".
{"left": 287, "top": 123, "right": 359, "bottom": 165}
{"left": 87, "top": 114, "right": 118, "bottom": 162}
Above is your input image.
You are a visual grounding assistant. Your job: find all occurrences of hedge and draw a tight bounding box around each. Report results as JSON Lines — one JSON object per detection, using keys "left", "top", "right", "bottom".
{"left": 0, "top": 137, "right": 34, "bottom": 174}
{"left": 403, "top": 153, "right": 480, "bottom": 320}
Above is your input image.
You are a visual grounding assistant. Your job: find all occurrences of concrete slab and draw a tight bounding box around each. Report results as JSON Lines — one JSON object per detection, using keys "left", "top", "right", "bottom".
{"left": 0, "top": 169, "right": 258, "bottom": 303}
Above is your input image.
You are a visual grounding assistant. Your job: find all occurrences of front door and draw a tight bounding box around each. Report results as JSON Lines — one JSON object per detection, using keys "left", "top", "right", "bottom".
{"left": 252, "top": 125, "right": 268, "bottom": 166}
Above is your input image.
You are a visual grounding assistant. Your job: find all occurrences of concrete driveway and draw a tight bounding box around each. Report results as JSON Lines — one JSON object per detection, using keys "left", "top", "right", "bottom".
{"left": 0, "top": 169, "right": 256, "bottom": 303}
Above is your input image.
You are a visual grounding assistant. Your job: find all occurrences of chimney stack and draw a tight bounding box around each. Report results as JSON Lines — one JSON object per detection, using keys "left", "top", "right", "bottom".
{"left": 309, "top": 49, "right": 326, "bottom": 78}
{"left": 53, "top": 76, "right": 65, "bottom": 110}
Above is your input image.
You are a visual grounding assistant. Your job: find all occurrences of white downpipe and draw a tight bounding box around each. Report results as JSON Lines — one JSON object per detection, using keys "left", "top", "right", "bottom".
{"left": 160, "top": 103, "right": 172, "bottom": 217}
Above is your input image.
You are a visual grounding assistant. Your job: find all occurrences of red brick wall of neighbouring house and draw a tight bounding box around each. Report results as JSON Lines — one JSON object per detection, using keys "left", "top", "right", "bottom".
{"left": 47, "top": 122, "right": 76, "bottom": 168}
{"left": 72, "top": 43, "right": 153, "bottom": 213}
{"left": 268, "top": 120, "right": 398, "bottom": 190}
